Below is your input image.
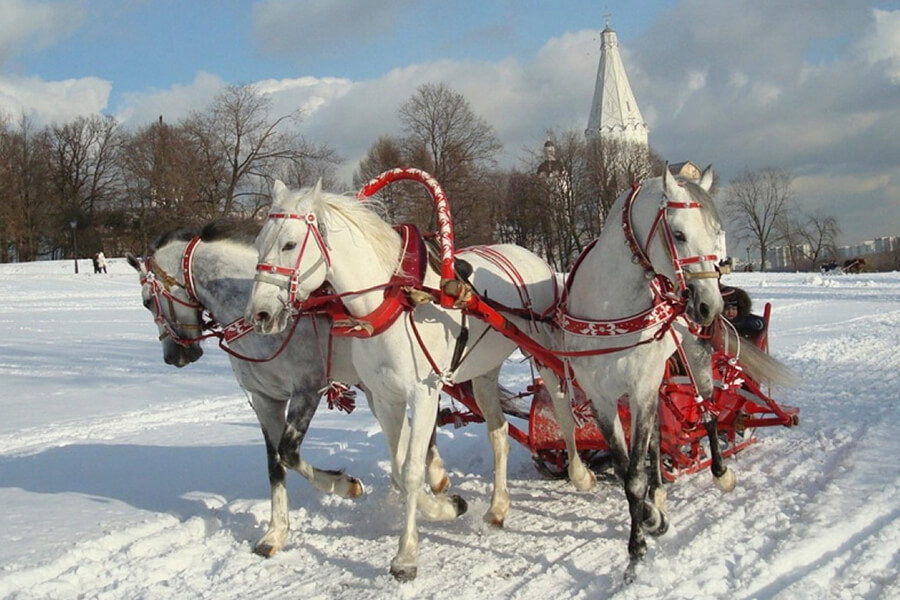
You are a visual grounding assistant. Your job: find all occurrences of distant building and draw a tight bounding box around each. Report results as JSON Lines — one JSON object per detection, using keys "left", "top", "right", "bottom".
{"left": 836, "top": 238, "right": 892, "bottom": 259}
{"left": 668, "top": 161, "right": 702, "bottom": 181}
{"left": 585, "top": 19, "right": 648, "bottom": 146}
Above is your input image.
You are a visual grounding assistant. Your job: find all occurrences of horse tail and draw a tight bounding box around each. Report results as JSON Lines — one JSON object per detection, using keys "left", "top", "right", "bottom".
{"left": 720, "top": 326, "right": 798, "bottom": 387}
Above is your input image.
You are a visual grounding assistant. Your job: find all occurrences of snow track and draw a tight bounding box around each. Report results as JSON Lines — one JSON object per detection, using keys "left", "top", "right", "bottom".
{"left": 1, "top": 264, "right": 898, "bottom": 599}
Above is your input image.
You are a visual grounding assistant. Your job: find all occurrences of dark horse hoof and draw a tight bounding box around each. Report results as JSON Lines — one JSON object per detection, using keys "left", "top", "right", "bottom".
{"left": 390, "top": 565, "right": 417, "bottom": 582}
{"left": 451, "top": 494, "right": 468, "bottom": 516}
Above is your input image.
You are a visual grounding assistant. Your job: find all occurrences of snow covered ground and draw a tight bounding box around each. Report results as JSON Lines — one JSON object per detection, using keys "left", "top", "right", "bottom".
{"left": 0, "top": 258, "right": 897, "bottom": 600}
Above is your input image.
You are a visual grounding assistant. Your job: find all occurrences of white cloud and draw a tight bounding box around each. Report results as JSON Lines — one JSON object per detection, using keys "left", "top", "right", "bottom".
{"left": 0, "top": 74, "right": 110, "bottom": 123}
{"left": 857, "top": 8, "right": 900, "bottom": 81}
{"left": 115, "top": 72, "right": 227, "bottom": 128}
{"left": 0, "top": 0, "right": 83, "bottom": 64}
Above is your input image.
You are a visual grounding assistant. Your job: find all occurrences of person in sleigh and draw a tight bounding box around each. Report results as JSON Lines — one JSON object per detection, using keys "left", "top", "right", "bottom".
{"left": 719, "top": 285, "right": 765, "bottom": 343}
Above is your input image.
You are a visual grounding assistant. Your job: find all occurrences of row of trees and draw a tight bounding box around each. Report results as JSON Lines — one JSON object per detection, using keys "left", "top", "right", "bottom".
{"left": 1, "top": 80, "right": 843, "bottom": 273}
{"left": 0, "top": 85, "right": 338, "bottom": 262}
{"left": 724, "top": 168, "right": 841, "bottom": 271}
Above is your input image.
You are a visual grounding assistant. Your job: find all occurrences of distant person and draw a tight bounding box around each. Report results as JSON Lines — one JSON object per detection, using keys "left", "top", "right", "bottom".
{"left": 720, "top": 285, "right": 765, "bottom": 341}
{"left": 92, "top": 253, "right": 101, "bottom": 274}
{"left": 97, "top": 251, "right": 108, "bottom": 274}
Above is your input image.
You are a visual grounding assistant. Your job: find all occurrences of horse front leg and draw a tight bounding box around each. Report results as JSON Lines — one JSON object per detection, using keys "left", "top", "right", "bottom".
{"left": 645, "top": 405, "right": 669, "bottom": 536}
{"left": 705, "top": 416, "right": 736, "bottom": 492}
{"left": 538, "top": 366, "right": 596, "bottom": 492}
{"left": 426, "top": 425, "right": 450, "bottom": 494}
{"left": 250, "top": 396, "right": 292, "bottom": 557}
{"left": 255, "top": 432, "right": 290, "bottom": 557}
{"left": 624, "top": 394, "right": 657, "bottom": 583}
{"left": 278, "top": 394, "right": 364, "bottom": 498}
{"left": 390, "top": 385, "right": 465, "bottom": 582}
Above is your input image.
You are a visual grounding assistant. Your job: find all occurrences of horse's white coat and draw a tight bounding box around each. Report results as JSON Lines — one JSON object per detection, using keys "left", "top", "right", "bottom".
{"left": 245, "top": 187, "right": 581, "bottom": 579}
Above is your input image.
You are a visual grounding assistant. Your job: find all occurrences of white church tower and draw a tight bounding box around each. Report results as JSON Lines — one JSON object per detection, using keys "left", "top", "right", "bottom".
{"left": 585, "top": 18, "right": 648, "bottom": 146}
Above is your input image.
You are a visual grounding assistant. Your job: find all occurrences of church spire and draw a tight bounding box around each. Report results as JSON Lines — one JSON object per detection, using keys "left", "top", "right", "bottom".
{"left": 585, "top": 20, "right": 648, "bottom": 146}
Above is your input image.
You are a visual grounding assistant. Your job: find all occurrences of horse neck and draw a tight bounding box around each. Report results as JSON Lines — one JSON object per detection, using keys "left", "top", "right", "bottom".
{"left": 323, "top": 209, "right": 401, "bottom": 316}
{"left": 567, "top": 190, "right": 666, "bottom": 320}
{"left": 185, "top": 240, "right": 257, "bottom": 325}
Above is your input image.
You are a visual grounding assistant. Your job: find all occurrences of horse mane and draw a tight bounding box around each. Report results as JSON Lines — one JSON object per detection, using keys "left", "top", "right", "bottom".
{"left": 151, "top": 227, "right": 200, "bottom": 253}
{"left": 200, "top": 219, "right": 260, "bottom": 246}
{"left": 317, "top": 192, "right": 402, "bottom": 274}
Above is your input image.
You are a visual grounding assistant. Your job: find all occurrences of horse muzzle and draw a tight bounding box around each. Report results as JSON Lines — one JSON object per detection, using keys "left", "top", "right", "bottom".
{"left": 164, "top": 341, "right": 203, "bottom": 367}
{"left": 685, "top": 283, "right": 722, "bottom": 327}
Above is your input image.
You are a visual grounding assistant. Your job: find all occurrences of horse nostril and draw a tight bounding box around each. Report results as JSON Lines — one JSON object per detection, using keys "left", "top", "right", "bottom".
{"left": 256, "top": 311, "right": 270, "bottom": 324}
{"left": 698, "top": 302, "right": 710, "bottom": 320}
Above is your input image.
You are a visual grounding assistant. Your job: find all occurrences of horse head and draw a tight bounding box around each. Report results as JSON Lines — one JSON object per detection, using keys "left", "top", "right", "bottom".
{"left": 246, "top": 179, "right": 331, "bottom": 335}
{"left": 127, "top": 238, "right": 205, "bottom": 367}
{"left": 649, "top": 166, "right": 724, "bottom": 326}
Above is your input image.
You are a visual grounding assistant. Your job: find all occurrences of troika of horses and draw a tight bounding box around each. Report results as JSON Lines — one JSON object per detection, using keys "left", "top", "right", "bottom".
{"left": 130, "top": 165, "right": 797, "bottom": 583}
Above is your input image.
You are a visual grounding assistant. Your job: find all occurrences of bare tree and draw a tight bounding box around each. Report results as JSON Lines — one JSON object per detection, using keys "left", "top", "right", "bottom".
{"left": 2, "top": 115, "right": 56, "bottom": 261}
{"left": 724, "top": 167, "right": 793, "bottom": 271}
{"left": 799, "top": 213, "right": 840, "bottom": 268}
{"left": 397, "top": 83, "right": 502, "bottom": 246}
{"left": 183, "top": 84, "right": 336, "bottom": 218}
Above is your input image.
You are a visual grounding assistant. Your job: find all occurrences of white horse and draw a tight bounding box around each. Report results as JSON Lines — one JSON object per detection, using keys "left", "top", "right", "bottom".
{"left": 244, "top": 181, "right": 594, "bottom": 580}
{"left": 554, "top": 167, "right": 728, "bottom": 580}
{"left": 127, "top": 223, "right": 454, "bottom": 557}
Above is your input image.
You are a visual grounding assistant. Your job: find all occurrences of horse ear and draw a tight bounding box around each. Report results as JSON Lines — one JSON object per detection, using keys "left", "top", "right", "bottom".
{"left": 310, "top": 177, "right": 324, "bottom": 209}
{"left": 125, "top": 252, "right": 144, "bottom": 274}
{"left": 662, "top": 162, "right": 677, "bottom": 197}
{"left": 699, "top": 165, "right": 714, "bottom": 192}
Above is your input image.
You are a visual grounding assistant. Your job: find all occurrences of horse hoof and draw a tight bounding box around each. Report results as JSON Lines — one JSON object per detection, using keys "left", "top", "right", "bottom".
{"left": 714, "top": 466, "right": 737, "bottom": 493}
{"left": 253, "top": 543, "right": 279, "bottom": 558}
{"left": 483, "top": 513, "right": 505, "bottom": 528}
{"left": 624, "top": 560, "right": 639, "bottom": 584}
{"left": 390, "top": 565, "right": 417, "bottom": 582}
{"left": 431, "top": 474, "right": 450, "bottom": 495}
{"left": 651, "top": 511, "right": 669, "bottom": 537}
{"left": 347, "top": 477, "right": 365, "bottom": 498}
{"left": 451, "top": 494, "right": 468, "bottom": 517}
{"left": 642, "top": 502, "right": 662, "bottom": 533}
{"left": 572, "top": 468, "right": 596, "bottom": 491}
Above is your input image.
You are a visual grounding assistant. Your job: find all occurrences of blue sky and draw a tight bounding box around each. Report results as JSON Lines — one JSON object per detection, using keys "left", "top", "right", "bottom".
{"left": 2, "top": 0, "right": 899, "bottom": 248}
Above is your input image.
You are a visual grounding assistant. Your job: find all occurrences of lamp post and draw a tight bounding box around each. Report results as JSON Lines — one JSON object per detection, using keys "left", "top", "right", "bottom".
{"left": 69, "top": 220, "right": 79, "bottom": 274}
{"left": 746, "top": 246, "right": 751, "bottom": 269}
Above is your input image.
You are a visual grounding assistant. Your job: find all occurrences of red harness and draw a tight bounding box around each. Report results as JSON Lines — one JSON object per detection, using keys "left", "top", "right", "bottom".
{"left": 311, "top": 224, "right": 428, "bottom": 338}
{"left": 557, "top": 183, "right": 718, "bottom": 349}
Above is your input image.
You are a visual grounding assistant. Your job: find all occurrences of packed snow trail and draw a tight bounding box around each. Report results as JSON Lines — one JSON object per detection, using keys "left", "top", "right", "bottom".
{"left": 0, "top": 262, "right": 897, "bottom": 599}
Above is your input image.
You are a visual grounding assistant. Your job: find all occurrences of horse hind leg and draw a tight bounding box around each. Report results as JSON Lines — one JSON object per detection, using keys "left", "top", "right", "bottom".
{"left": 538, "top": 366, "right": 596, "bottom": 492}
{"left": 471, "top": 369, "right": 512, "bottom": 527}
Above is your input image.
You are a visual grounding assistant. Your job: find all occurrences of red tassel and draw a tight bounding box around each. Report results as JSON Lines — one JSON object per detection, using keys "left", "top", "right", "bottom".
{"left": 323, "top": 381, "right": 357, "bottom": 413}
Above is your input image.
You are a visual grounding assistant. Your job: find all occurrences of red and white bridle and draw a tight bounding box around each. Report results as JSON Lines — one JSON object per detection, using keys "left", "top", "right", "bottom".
{"left": 625, "top": 183, "right": 720, "bottom": 293}
{"left": 559, "top": 183, "right": 720, "bottom": 343}
{"left": 254, "top": 211, "right": 332, "bottom": 309}
{"left": 140, "top": 237, "right": 212, "bottom": 347}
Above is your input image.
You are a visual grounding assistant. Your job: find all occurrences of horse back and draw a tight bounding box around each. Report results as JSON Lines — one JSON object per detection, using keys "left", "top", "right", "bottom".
{"left": 457, "top": 244, "right": 559, "bottom": 315}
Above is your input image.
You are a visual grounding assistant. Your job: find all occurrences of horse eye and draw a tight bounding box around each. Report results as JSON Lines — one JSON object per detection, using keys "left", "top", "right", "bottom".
{"left": 673, "top": 231, "right": 687, "bottom": 242}
{"left": 143, "top": 299, "right": 152, "bottom": 309}
{"left": 282, "top": 242, "right": 297, "bottom": 252}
